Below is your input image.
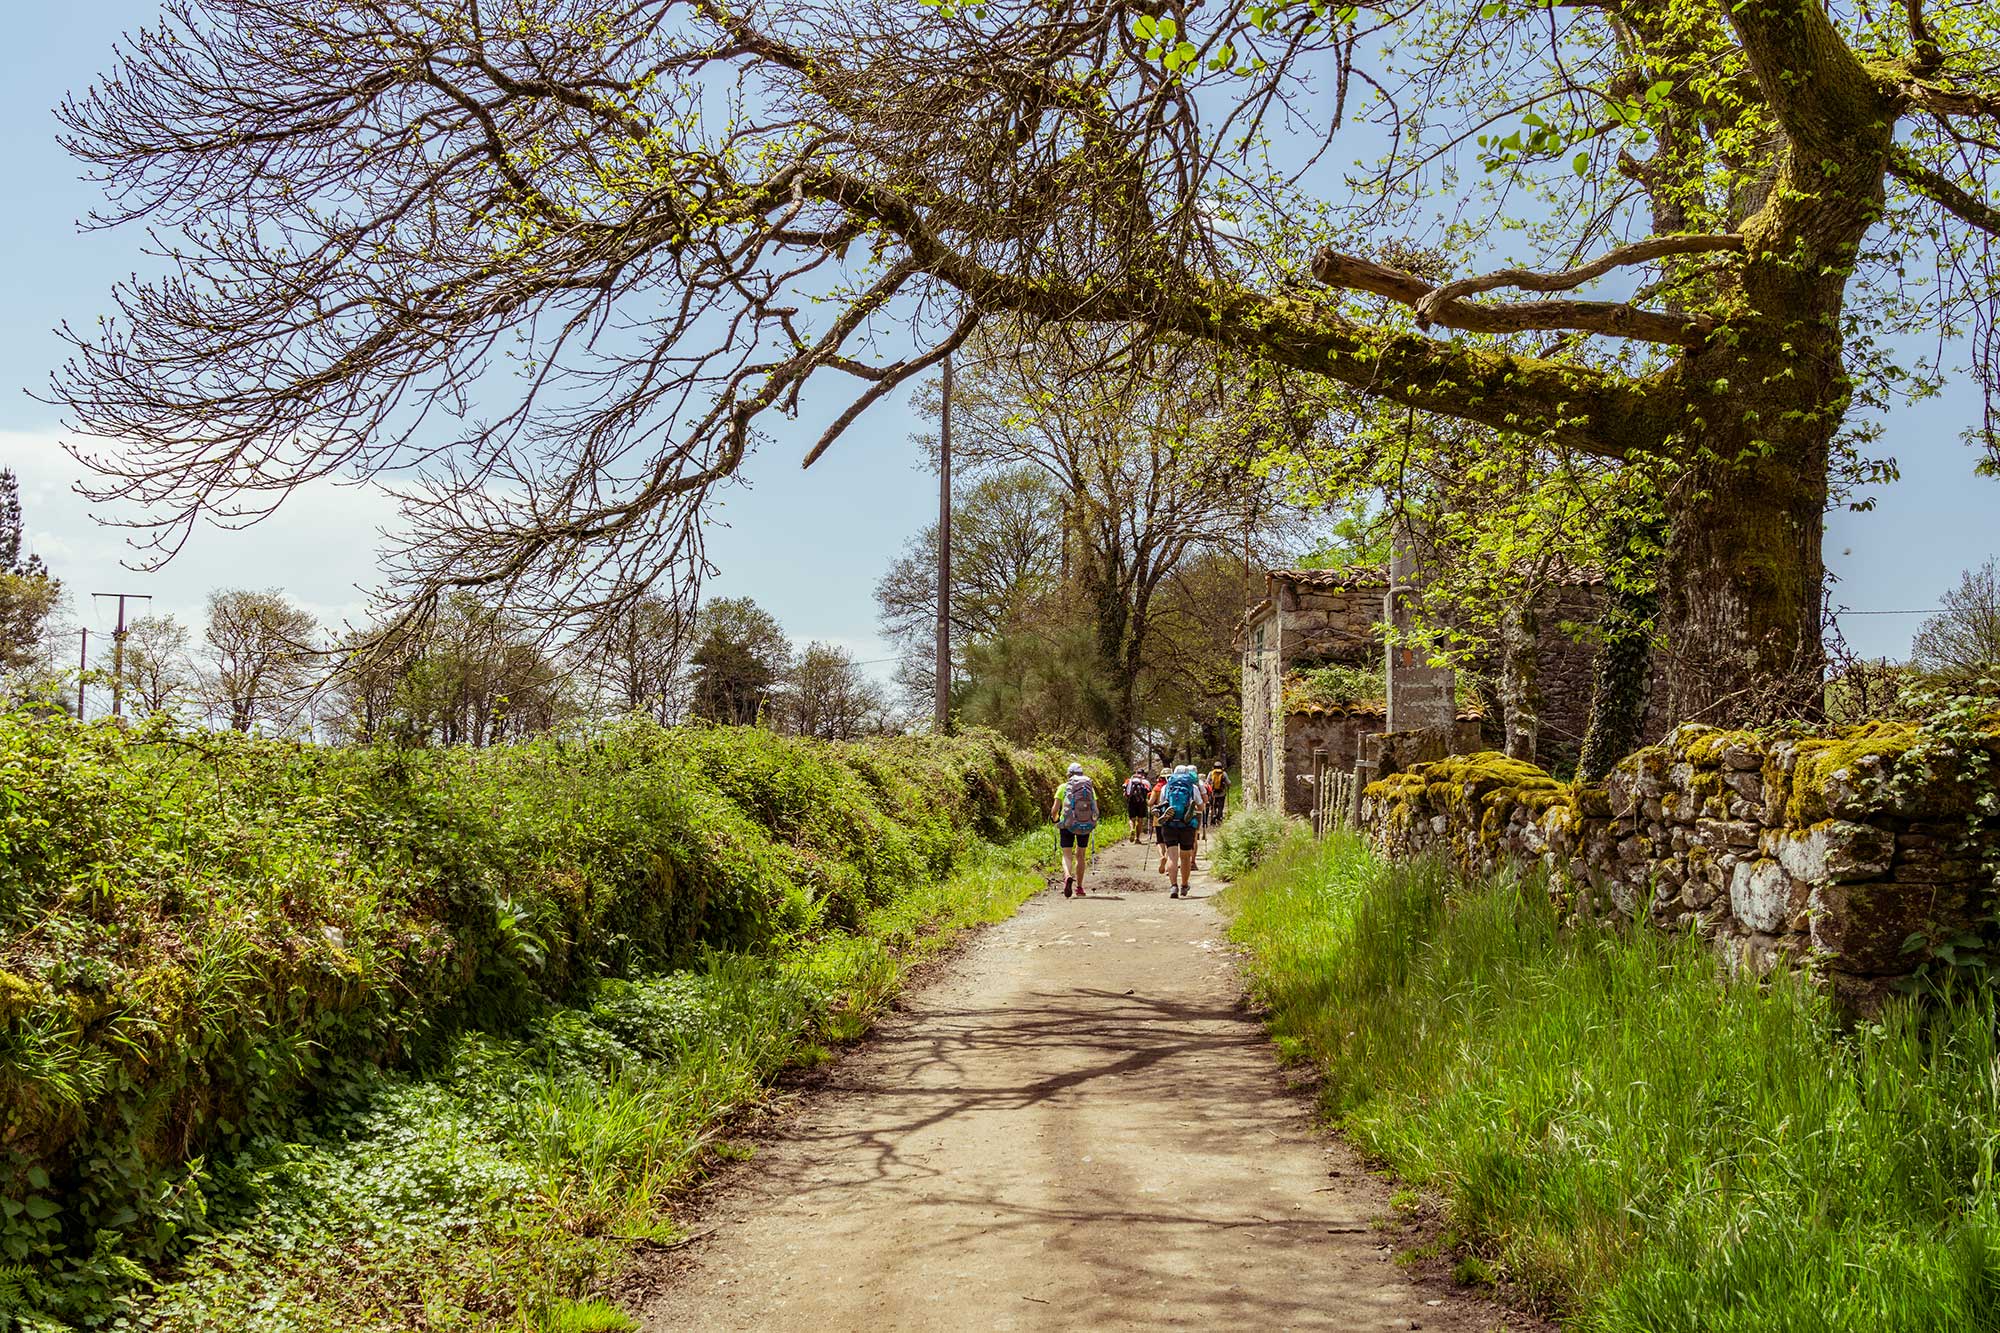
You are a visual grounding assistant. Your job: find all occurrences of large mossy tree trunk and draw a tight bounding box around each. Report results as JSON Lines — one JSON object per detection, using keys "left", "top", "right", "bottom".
{"left": 1656, "top": 432, "right": 1829, "bottom": 727}
{"left": 1646, "top": 22, "right": 1888, "bottom": 730}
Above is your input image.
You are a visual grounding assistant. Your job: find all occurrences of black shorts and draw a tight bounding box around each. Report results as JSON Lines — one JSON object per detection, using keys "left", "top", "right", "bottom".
{"left": 1160, "top": 823, "right": 1197, "bottom": 850}
{"left": 1125, "top": 797, "right": 1148, "bottom": 820}
{"left": 1059, "top": 828, "right": 1091, "bottom": 849}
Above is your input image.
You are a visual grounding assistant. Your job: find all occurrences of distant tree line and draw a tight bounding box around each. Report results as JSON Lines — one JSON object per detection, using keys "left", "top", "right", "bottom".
{"left": 1, "top": 469, "right": 886, "bottom": 742}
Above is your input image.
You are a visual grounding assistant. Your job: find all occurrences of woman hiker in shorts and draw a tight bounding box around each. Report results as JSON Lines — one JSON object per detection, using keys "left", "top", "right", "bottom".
{"left": 1158, "top": 765, "right": 1206, "bottom": 898}
{"left": 1152, "top": 768, "right": 1171, "bottom": 875}
{"left": 1051, "top": 762, "right": 1099, "bottom": 898}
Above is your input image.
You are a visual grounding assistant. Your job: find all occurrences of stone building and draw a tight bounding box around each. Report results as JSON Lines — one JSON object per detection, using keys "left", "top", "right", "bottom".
{"left": 1238, "top": 566, "right": 1614, "bottom": 816}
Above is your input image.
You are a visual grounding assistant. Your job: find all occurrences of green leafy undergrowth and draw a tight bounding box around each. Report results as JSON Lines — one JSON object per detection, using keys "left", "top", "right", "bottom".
{"left": 1208, "top": 808, "right": 1309, "bottom": 881}
{"left": 0, "top": 711, "right": 1105, "bottom": 1329}
{"left": 1226, "top": 834, "right": 2000, "bottom": 1333}
{"left": 106, "top": 828, "right": 1056, "bottom": 1332}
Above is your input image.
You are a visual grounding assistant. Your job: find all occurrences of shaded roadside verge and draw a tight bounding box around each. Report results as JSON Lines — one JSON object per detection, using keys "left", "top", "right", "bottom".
{"left": 106, "top": 826, "right": 1072, "bottom": 1333}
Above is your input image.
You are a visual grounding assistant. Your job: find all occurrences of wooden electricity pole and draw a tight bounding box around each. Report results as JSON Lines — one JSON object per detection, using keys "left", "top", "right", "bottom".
{"left": 93, "top": 592, "right": 152, "bottom": 719}
{"left": 76, "top": 628, "right": 88, "bottom": 720}
{"left": 934, "top": 355, "right": 954, "bottom": 736}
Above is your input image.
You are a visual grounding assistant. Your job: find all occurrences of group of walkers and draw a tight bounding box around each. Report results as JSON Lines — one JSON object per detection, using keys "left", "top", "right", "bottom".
{"left": 1048, "top": 759, "right": 1229, "bottom": 900}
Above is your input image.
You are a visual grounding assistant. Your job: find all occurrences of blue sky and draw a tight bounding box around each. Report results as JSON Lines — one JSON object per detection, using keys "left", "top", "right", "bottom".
{"left": 0, "top": 3, "right": 1992, "bottom": 672}
{"left": 0, "top": 2, "right": 938, "bottom": 677}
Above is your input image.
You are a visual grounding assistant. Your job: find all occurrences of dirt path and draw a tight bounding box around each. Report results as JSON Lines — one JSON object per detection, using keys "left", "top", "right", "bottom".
{"left": 638, "top": 835, "right": 1524, "bottom": 1332}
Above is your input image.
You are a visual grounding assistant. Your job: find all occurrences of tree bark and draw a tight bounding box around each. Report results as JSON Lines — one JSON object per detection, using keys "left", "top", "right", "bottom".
{"left": 1096, "top": 578, "right": 1136, "bottom": 764}
{"left": 1641, "top": 0, "right": 1891, "bottom": 728}
{"left": 1498, "top": 601, "right": 1541, "bottom": 764}
{"left": 1657, "top": 441, "right": 1828, "bottom": 726}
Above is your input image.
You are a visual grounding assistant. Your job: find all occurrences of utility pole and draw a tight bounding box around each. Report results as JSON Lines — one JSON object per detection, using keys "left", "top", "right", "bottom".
{"left": 93, "top": 592, "right": 153, "bottom": 720}
{"left": 934, "top": 354, "right": 954, "bottom": 736}
{"left": 76, "top": 628, "right": 88, "bottom": 720}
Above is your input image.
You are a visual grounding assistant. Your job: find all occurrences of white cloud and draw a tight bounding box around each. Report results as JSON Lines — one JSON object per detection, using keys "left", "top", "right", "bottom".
{"left": 1, "top": 428, "right": 404, "bottom": 641}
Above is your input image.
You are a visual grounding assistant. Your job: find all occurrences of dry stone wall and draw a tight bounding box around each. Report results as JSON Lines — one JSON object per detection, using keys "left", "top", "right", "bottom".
{"left": 1530, "top": 583, "right": 1613, "bottom": 765}
{"left": 1361, "top": 719, "right": 2000, "bottom": 1010}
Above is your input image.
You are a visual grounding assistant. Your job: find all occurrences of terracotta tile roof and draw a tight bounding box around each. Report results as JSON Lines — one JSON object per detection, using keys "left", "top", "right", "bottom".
{"left": 1266, "top": 564, "right": 1388, "bottom": 591}
{"left": 1285, "top": 700, "right": 1486, "bottom": 721}
{"left": 1267, "top": 560, "right": 1605, "bottom": 589}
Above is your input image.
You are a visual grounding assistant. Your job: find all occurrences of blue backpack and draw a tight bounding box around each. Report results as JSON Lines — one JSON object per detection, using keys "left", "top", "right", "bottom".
{"left": 1164, "top": 771, "right": 1199, "bottom": 825}
{"left": 1059, "top": 776, "right": 1098, "bottom": 833}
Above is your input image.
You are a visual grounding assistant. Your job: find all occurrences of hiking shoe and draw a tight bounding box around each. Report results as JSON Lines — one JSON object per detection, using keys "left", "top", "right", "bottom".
{"left": 1063, "top": 875, "right": 1073, "bottom": 897}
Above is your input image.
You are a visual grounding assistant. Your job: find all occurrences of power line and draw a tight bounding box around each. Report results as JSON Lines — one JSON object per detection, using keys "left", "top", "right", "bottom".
{"left": 1836, "top": 608, "right": 1946, "bottom": 616}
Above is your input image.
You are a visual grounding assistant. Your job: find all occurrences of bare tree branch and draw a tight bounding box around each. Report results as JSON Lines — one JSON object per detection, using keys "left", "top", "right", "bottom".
{"left": 1889, "top": 145, "right": 2000, "bottom": 236}
{"left": 1417, "top": 233, "right": 1746, "bottom": 312}
{"left": 1312, "top": 247, "right": 1719, "bottom": 346}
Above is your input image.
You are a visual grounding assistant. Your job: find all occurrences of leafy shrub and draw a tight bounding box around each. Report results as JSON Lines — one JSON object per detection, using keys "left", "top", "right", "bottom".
{"left": 1210, "top": 808, "right": 1307, "bottom": 880}
{"left": 0, "top": 711, "right": 1101, "bottom": 1326}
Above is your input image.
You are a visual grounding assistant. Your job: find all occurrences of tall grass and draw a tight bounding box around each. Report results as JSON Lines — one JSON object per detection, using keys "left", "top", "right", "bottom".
{"left": 1227, "top": 834, "right": 2000, "bottom": 1333}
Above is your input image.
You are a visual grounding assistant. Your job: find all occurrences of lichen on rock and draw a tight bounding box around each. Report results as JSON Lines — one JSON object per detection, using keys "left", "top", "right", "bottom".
{"left": 1357, "top": 713, "right": 1999, "bottom": 1011}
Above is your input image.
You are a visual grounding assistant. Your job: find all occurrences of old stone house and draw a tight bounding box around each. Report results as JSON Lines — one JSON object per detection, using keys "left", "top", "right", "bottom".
{"left": 1238, "top": 566, "right": 1612, "bottom": 816}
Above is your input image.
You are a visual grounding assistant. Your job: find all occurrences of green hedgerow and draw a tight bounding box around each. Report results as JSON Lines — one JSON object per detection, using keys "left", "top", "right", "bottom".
{"left": 0, "top": 711, "right": 1100, "bottom": 1330}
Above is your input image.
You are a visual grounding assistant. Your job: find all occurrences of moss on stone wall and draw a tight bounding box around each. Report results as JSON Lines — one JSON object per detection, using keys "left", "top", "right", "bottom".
{"left": 1680, "top": 728, "right": 1762, "bottom": 767}
{"left": 1366, "top": 751, "right": 1581, "bottom": 852}
{"left": 1776, "top": 723, "right": 1917, "bottom": 824}
{"left": 1361, "top": 711, "right": 2000, "bottom": 1008}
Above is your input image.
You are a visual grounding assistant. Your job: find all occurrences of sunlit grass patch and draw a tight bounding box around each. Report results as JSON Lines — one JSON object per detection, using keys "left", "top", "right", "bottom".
{"left": 1226, "top": 834, "right": 2000, "bottom": 1332}
{"left": 1210, "top": 807, "right": 1311, "bottom": 880}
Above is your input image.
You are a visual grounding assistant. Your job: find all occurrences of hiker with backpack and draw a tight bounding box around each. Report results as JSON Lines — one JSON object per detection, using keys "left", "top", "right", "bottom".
{"left": 1207, "top": 762, "right": 1230, "bottom": 826}
{"left": 1152, "top": 768, "right": 1171, "bottom": 874}
{"left": 1051, "top": 762, "right": 1100, "bottom": 898}
{"left": 1123, "top": 769, "right": 1152, "bottom": 844}
{"left": 1157, "top": 764, "right": 1206, "bottom": 898}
